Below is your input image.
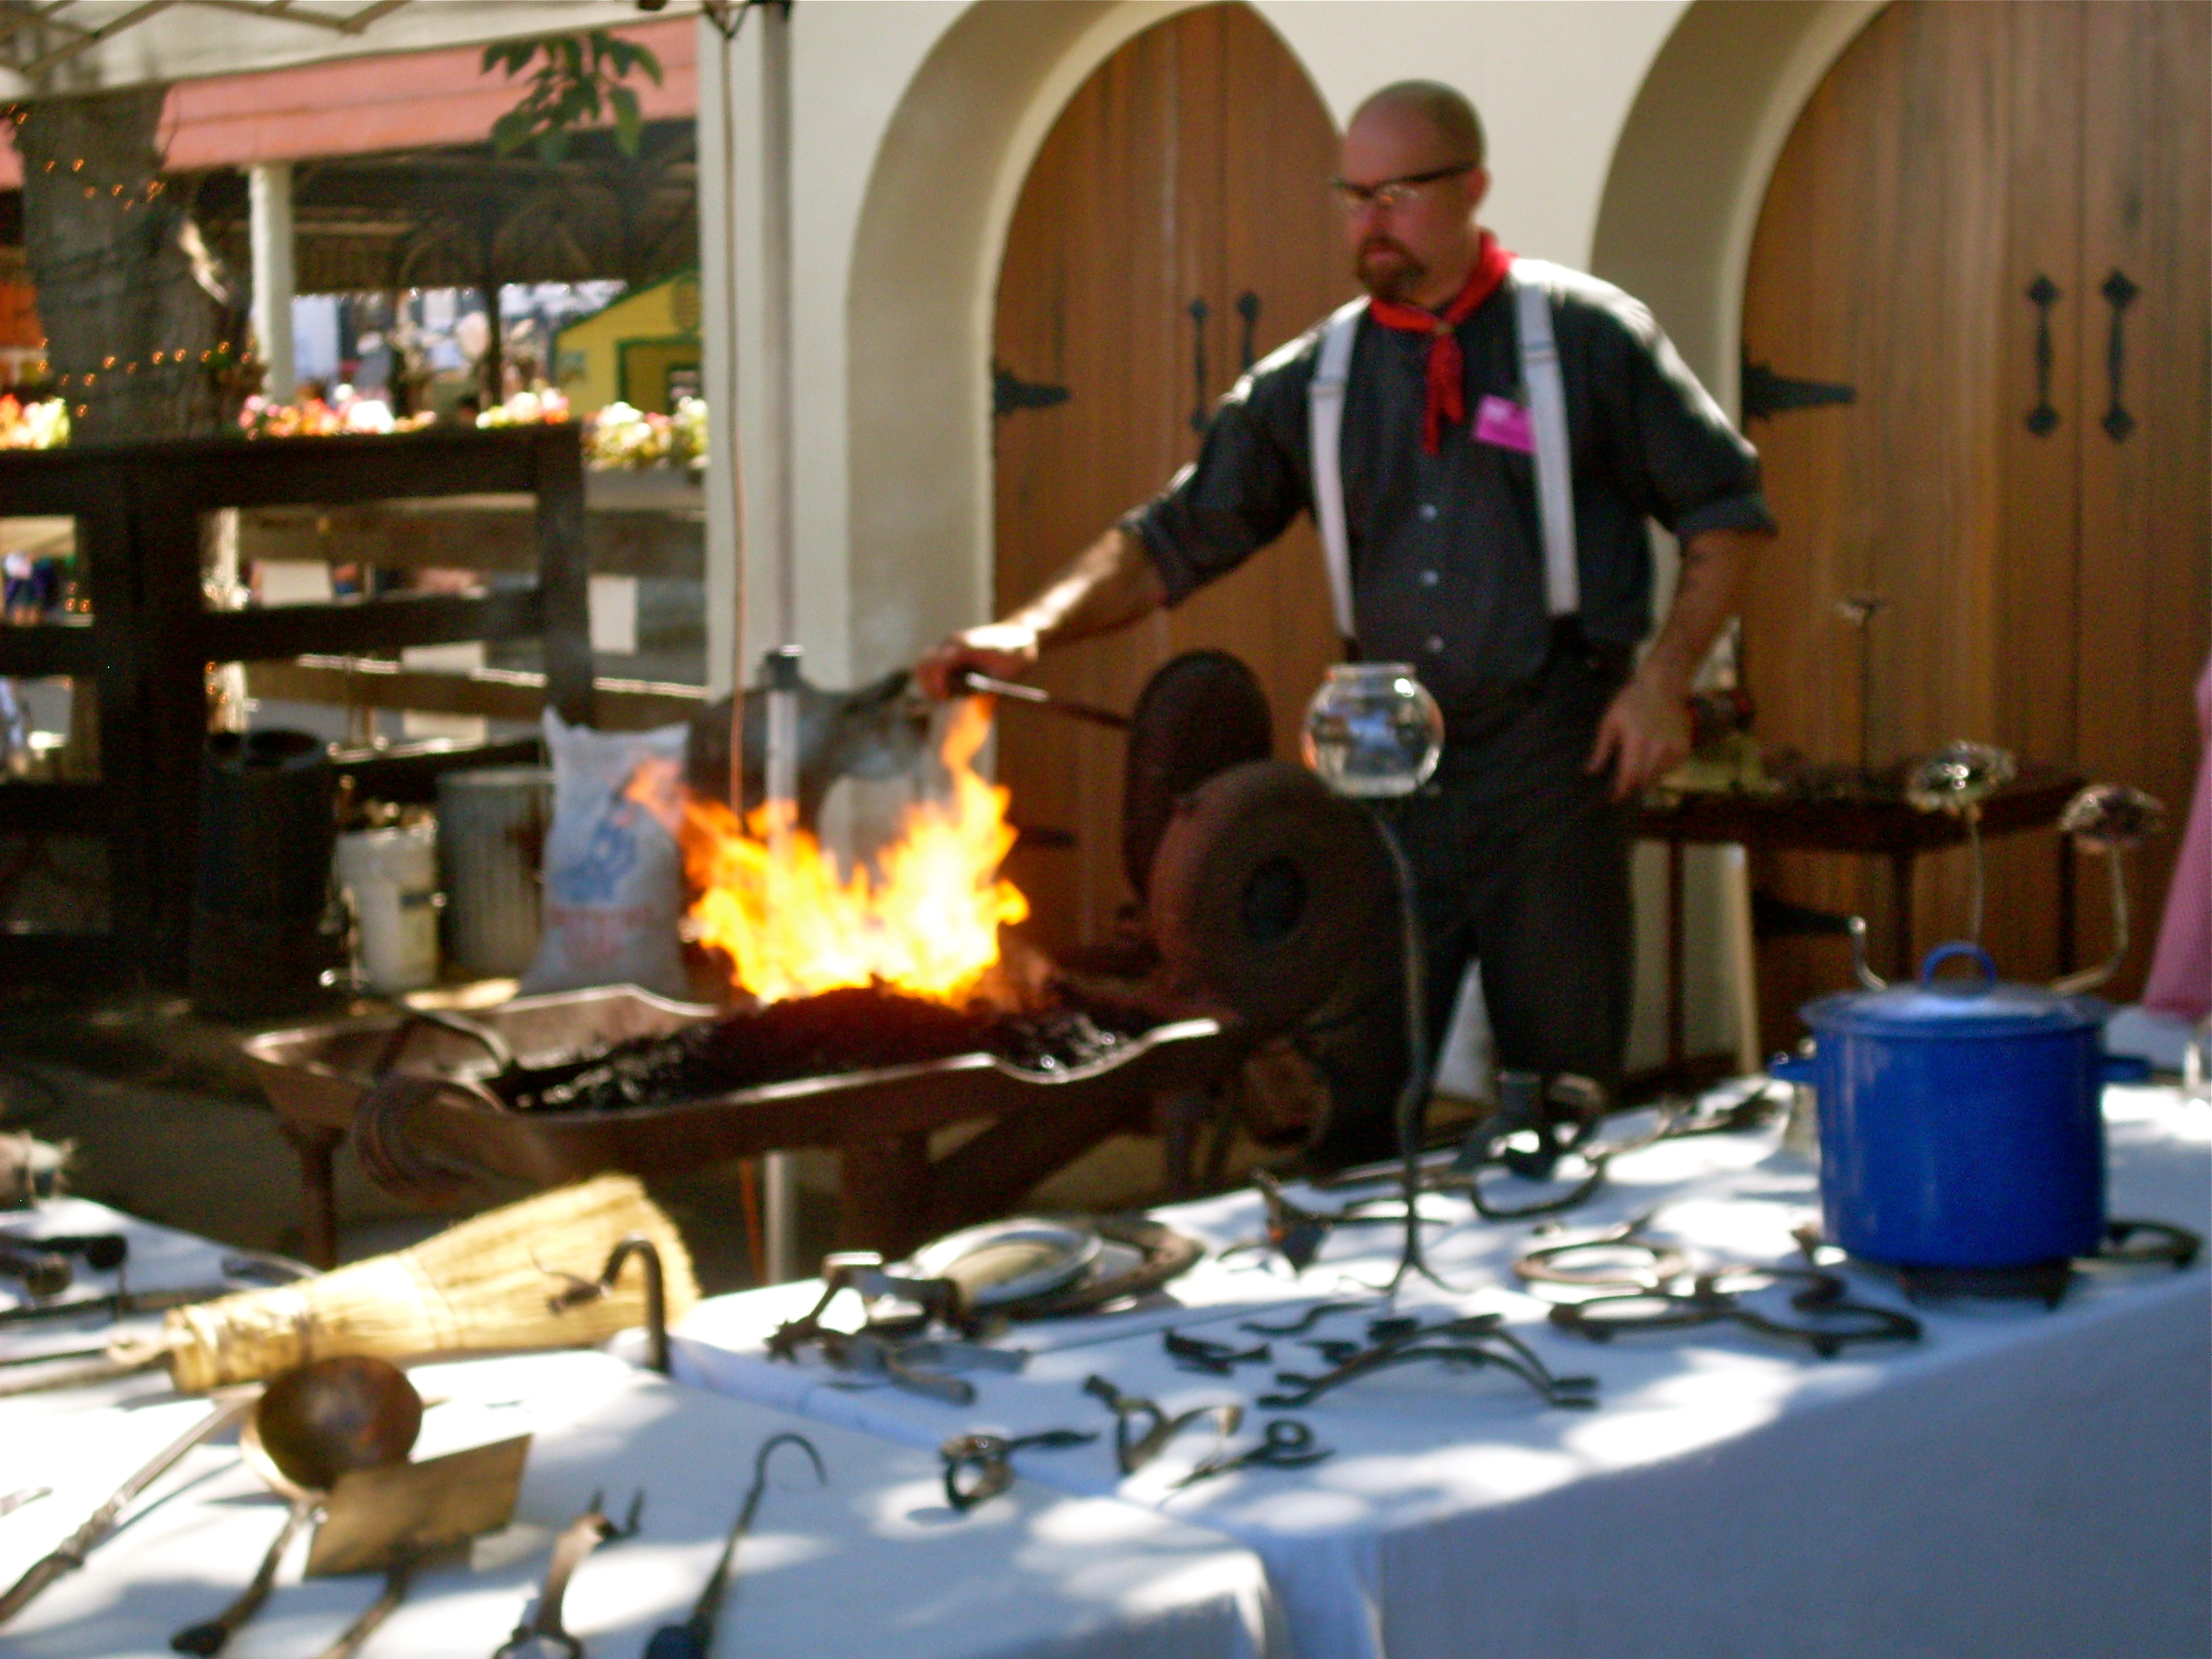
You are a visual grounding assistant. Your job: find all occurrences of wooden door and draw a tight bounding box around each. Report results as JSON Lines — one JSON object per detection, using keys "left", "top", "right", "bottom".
{"left": 991, "top": 2, "right": 1348, "bottom": 955}
{"left": 1740, "top": 0, "right": 2209, "bottom": 1035}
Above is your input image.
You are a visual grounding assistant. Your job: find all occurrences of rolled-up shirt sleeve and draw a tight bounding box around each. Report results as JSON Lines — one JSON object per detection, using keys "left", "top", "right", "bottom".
{"left": 1122, "top": 353, "right": 1314, "bottom": 606}
{"left": 1588, "top": 291, "right": 1777, "bottom": 543}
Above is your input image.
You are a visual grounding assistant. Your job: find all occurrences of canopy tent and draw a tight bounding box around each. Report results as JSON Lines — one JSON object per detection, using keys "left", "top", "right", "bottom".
{"left": 0, "top": 1, "right": 645, "bottom": 93}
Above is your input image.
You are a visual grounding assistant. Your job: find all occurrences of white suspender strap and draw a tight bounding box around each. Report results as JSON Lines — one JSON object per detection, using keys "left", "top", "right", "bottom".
{"left": 1513, "top": 262, "right": 1580, "bottom": 617}
{"left": 1307, "top": 297, "right": 1366, "bottom": 642}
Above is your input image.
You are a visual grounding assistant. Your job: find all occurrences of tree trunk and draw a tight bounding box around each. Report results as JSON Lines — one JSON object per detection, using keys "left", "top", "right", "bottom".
{"left": 14, "top": 86, "right": 248, "bottom": 443}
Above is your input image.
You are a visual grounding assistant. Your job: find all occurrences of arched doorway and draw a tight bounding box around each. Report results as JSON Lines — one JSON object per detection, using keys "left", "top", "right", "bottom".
{"left": 989, "top": 1, "right": 1349, "bottom": 953}
{"left": 1739, "top": 0, "right": 2209, "bottom": 1030}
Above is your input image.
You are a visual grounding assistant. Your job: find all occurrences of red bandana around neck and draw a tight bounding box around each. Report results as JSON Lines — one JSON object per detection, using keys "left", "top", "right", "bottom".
{"left": 1366, "top": 230, "right": 1515, "bottom": 453}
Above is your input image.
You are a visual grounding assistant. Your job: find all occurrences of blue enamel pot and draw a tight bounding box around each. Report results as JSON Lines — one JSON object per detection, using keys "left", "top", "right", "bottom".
{"left": 1799, "top": 942, "right": 2110, "bottom": 1269}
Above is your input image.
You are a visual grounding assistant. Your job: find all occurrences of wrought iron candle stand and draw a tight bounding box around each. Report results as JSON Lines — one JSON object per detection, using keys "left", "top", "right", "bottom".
{"left": 1300, "top": 663, "right": 1455, "bottom": 1299}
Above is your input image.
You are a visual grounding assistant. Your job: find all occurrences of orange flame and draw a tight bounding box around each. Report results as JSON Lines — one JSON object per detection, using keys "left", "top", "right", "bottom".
{"left": 627, "top": 699, "right": 1029, "bottom": 1004}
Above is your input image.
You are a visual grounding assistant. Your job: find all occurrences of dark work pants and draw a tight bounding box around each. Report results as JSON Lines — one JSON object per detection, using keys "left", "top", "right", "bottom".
{"left": 1302, "top": 639, "right": 1636, "bottom": 1168}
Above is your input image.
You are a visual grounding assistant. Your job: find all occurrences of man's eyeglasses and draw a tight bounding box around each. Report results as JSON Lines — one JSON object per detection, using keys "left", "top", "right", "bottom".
{"left": 1329, "top": 163, "right": 1475, "bottom": 215}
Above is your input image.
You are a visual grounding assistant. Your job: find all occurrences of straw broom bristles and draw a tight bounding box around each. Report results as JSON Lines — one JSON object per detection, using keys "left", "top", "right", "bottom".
{"left": 163, "top": 1175, "right": 698, "bottom": 1392}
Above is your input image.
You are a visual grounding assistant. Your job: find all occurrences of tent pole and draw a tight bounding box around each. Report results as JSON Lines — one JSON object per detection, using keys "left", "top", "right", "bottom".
{"left": 758, "top": 0, "right": 801, "bottom": 1286}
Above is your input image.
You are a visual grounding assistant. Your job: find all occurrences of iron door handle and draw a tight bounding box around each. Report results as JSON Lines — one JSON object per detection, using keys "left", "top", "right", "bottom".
{"left": 1187, "top": 296, "right": 1211, "bottom": 434}
{"left": 2025, "top": 274, "right": 2061, "bottom": 436}
{"left": 2100, "top": 269, "right": 2137, "bottom": 441}
{"left": 1236, "top": 291, "right": 1261, "bottom": 372}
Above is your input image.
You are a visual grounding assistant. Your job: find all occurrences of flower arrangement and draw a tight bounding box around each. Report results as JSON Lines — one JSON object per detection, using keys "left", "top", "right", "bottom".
{"left": 0, "top": 395, "right": 69, "bottom": 450}
{"left": 476, "top": 386, "right": 572, "bottom": 428}
{"left": 239, "top": 386, "right": 434, "bottom": 438}
{"left": 583, "top": 396, "right": 705, "bottom": 472}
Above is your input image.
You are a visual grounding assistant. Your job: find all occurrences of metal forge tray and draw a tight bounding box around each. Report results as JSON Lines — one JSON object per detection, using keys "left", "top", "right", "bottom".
{"left": 245, "top": 985, "right": 1249, "bottom": 1263}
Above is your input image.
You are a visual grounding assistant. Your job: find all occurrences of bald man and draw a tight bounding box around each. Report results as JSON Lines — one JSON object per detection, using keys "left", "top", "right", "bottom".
{"left": 921, "top": 82, "right": 1775, "bottom": 1168}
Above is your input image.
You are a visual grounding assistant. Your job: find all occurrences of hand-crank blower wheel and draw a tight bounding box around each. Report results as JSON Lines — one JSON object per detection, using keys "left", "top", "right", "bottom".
{"left": 1122, "top": 651, "right": 1275, "bottom": 899}
{"left": 1147, "top": 760, "right": 1391, "bottom": 1036}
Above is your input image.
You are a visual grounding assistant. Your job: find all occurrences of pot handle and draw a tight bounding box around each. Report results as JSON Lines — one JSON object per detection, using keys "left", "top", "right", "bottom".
{"left": 1920, "top": 941, "right": 1999, "bottom": 986}
{"left": 1769, "top": 1053, "right": 1816, "bottom": 1085}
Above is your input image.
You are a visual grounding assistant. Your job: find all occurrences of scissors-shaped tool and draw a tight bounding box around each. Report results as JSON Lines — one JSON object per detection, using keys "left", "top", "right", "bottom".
{"left": 493, "top": 1489, "right": 644, "bottom": 1659}
{"left": 1171, "top": 1418, "right": 1332, "bottom": 1488}
{"left": 939, "top": 1428, "right": 1099, "bottom": 1511}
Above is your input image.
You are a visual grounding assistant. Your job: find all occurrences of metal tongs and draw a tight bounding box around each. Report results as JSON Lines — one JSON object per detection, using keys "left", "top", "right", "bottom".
{"left": 951, "top": 669, "right": 1131, "bottom": 730}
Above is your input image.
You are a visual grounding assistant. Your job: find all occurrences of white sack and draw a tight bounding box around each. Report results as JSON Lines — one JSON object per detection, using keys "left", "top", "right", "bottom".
{"left": 520, "top": 709, "right": 689, "bottom": 999}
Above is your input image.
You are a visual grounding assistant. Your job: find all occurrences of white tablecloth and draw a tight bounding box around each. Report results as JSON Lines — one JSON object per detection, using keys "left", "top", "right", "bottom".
{"left": 0, "top": 1195, "right": 266, "bottom": 1421}
{"left": 0, "top": 1202, "right": 1280, "bottom": 1659}
{"left": 654, "top": 1083, "right": 2212, "bottom": 1659}
{"left": 0, "top": 1347, "right": 1278, "bottom": 1658}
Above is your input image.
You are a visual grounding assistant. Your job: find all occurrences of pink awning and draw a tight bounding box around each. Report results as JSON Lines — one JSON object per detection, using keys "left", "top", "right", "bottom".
{"left": 0, "top": 16, "right": 694, "bottom": 188}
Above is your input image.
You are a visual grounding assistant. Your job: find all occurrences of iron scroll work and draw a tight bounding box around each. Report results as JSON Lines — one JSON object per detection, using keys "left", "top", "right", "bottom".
{"left": 2026, "top": 274, "right": 2062, "bottom": 436}
{"left": 2100, "top": 268, "right": 2138, "bottom": 442}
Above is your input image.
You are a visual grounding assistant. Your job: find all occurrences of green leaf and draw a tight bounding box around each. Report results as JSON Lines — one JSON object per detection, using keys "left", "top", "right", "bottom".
{"left": 489, "top": 109, "right": 533, "bottom": 155}
{"left": 609, "top": 84, "right": 642, "bottom": 156}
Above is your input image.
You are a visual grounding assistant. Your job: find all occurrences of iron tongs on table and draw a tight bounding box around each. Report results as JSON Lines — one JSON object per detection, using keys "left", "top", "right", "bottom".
{"left": 1257, "top": 1313, "right": 1599, "bottom": 1411}
{"left": 493, "top": 1490, "right": 644, "bottom": 1659}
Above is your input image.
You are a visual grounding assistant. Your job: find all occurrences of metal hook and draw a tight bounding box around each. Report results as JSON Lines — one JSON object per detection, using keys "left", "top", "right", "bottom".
{"left": 543, "top": 1235, "right": 670, "bottom": 1376}
{"left": 644, "top": 1435, "right": 826, "bottom": 1659}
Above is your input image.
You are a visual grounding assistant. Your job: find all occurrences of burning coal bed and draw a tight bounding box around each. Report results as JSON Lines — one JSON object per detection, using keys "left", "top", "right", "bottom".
{"left": 490, "top": 984, "right": 1164, "bottom": 1114}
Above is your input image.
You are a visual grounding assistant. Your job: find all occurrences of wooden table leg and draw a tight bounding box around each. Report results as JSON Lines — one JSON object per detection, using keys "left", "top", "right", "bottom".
{"left": 280, "top": 1122, "right": 344, "bottom": 1270}
{"left": 1890, "top": 850, "right": 1917, "bottom": 982}
{"left": 837, "top": 1131, "right": 931, "bottom": 1258}
{"left": 2055, "top": 836, "right": 2077, "bottom": 975}
{"left": 1666, "top": 840, "right": 1687, "bottom": 1073}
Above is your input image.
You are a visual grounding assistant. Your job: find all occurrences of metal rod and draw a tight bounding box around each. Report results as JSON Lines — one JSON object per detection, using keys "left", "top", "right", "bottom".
{"left": 952, "top": 670, "right": 1132, "bottom": 731}
{"left": 0, "top": 1395, "right": 253, "bottom": 1627}
{"left": 646, "top": 1433, "right": 824, "bottom": 1659}
{"left": 757, "top": 0, "right": 802, "bottom": 1292}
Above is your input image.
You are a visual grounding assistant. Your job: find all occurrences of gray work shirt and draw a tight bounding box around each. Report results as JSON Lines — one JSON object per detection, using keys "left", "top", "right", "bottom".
{"left": 1124, "top": 263, "right": 1775, "bottom": 726}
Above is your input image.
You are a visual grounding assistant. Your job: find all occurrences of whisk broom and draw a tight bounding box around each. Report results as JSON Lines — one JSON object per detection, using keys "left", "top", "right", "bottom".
{"left": 0, "top": 1174, "right": 697, "bottom": 1396}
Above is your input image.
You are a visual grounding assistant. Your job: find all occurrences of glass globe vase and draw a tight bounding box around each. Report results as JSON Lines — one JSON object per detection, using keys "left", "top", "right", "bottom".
{"left": 1302, "top": 663, "right": 1445, "bottom": 798}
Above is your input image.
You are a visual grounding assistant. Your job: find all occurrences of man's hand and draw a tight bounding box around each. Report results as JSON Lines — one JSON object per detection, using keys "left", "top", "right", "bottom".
{"left": 915, "top": 621, "right": 1042, "bottom": 701}
{"left": 914, "top": 526, "right": 1169, "bottom": 701}
{"left": 1587, "top": 670, "right": 1691, "bottom": 802}
{"left": 1586, "top": 525, "right": 1768, "bottom": 801}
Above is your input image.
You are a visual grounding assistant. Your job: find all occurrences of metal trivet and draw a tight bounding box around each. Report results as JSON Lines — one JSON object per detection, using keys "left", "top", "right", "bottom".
{"left": 1523, "top": 1217, "right": 1923, "bottom": 1359}
{"left": 1803, "top": 1217, "right": 2201, "bottom": 1311}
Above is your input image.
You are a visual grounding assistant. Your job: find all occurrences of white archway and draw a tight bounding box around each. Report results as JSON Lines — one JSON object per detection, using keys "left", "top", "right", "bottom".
{"left": 1591, "top": 0, "right": 1885, "bottom": 409}
{"left": 840, "top": 0, "right": 1245, "bottom": 682}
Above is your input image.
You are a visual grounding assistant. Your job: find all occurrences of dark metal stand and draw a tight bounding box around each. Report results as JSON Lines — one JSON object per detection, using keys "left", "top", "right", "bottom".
{"left": 1365, "top": 808, "right": 1456, "bottom": 1303}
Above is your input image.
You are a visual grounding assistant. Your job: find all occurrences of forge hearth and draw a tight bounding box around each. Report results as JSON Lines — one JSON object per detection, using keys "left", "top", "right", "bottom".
{"left": 497, "top": 983, "right": 1163, "bottom": 1113}
{"left": 247, "top": 984, "right": 1249, "bottom": 1266}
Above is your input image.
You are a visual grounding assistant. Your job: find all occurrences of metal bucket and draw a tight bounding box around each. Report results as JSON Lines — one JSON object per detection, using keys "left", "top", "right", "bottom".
{"left": 434, "top": 766, "right": 550, "bottom": 980}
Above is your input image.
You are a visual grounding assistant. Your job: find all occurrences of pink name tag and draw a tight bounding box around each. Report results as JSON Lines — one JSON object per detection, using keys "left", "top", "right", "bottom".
{"left": 1474, "top": 394, "right": 1535, "bottom": 455}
